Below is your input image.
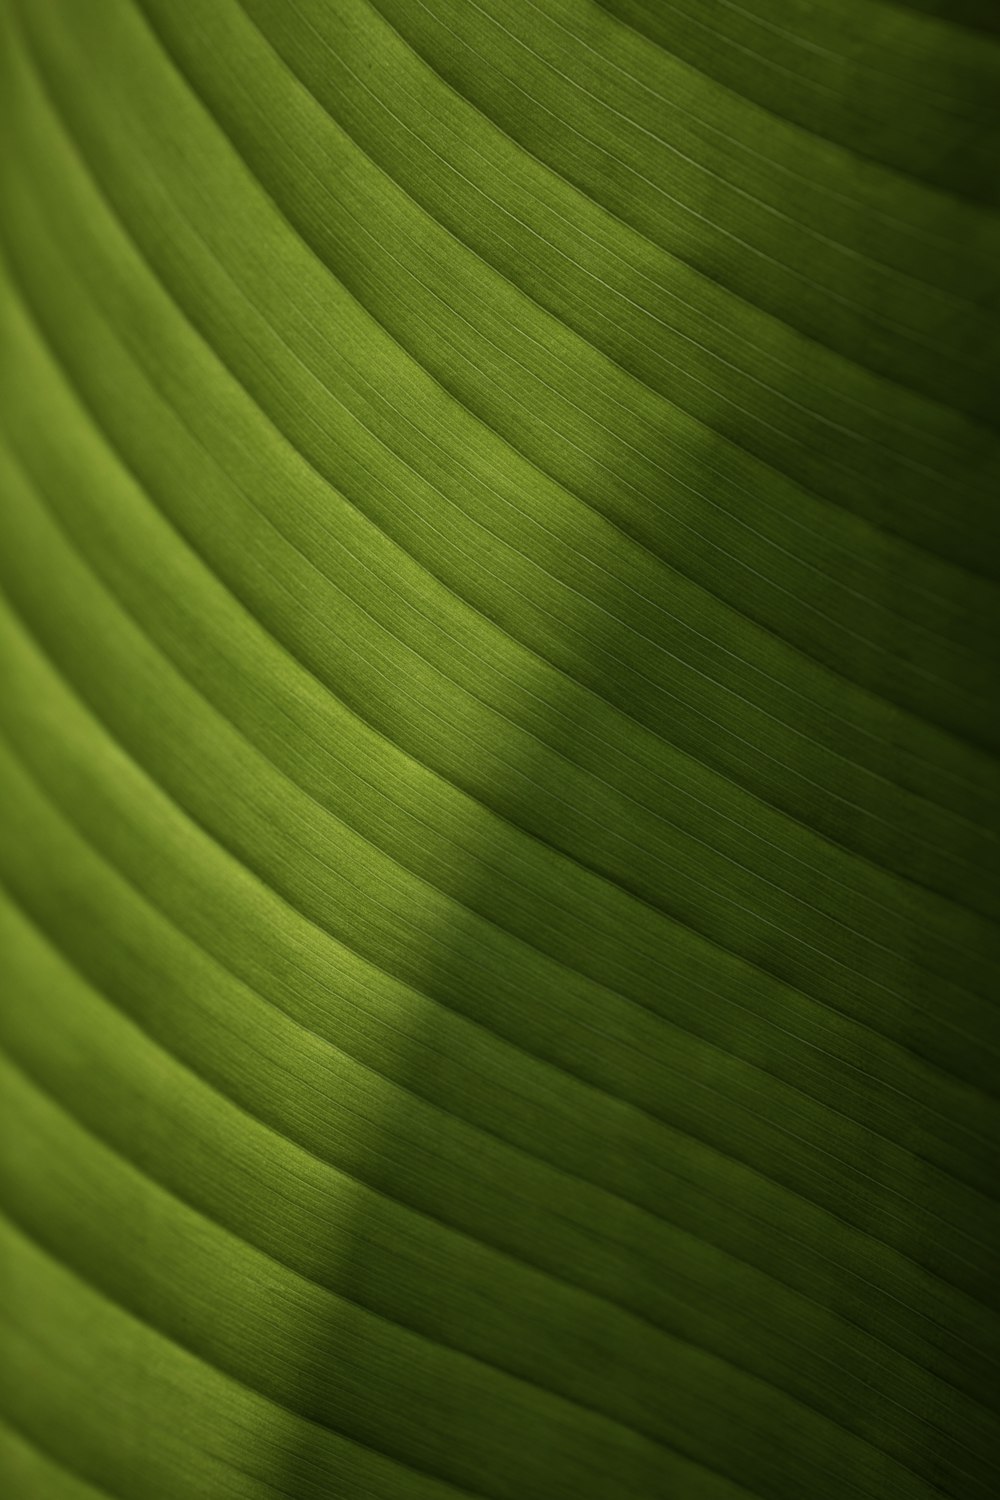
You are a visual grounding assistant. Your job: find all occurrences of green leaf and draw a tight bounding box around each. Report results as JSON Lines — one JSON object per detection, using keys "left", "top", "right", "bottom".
{"left": 1, "top": 1, "right": 998, "bottom": 1496}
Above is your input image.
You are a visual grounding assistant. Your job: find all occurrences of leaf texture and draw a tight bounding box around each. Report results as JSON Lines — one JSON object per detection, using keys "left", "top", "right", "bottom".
{"left": 1, "top": 1, "right": 998, "bottom": 1497}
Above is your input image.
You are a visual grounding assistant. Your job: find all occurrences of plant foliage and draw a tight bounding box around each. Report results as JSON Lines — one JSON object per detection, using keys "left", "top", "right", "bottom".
{"left": 1, "top": 2, "right": 998, "bottom": 1497}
